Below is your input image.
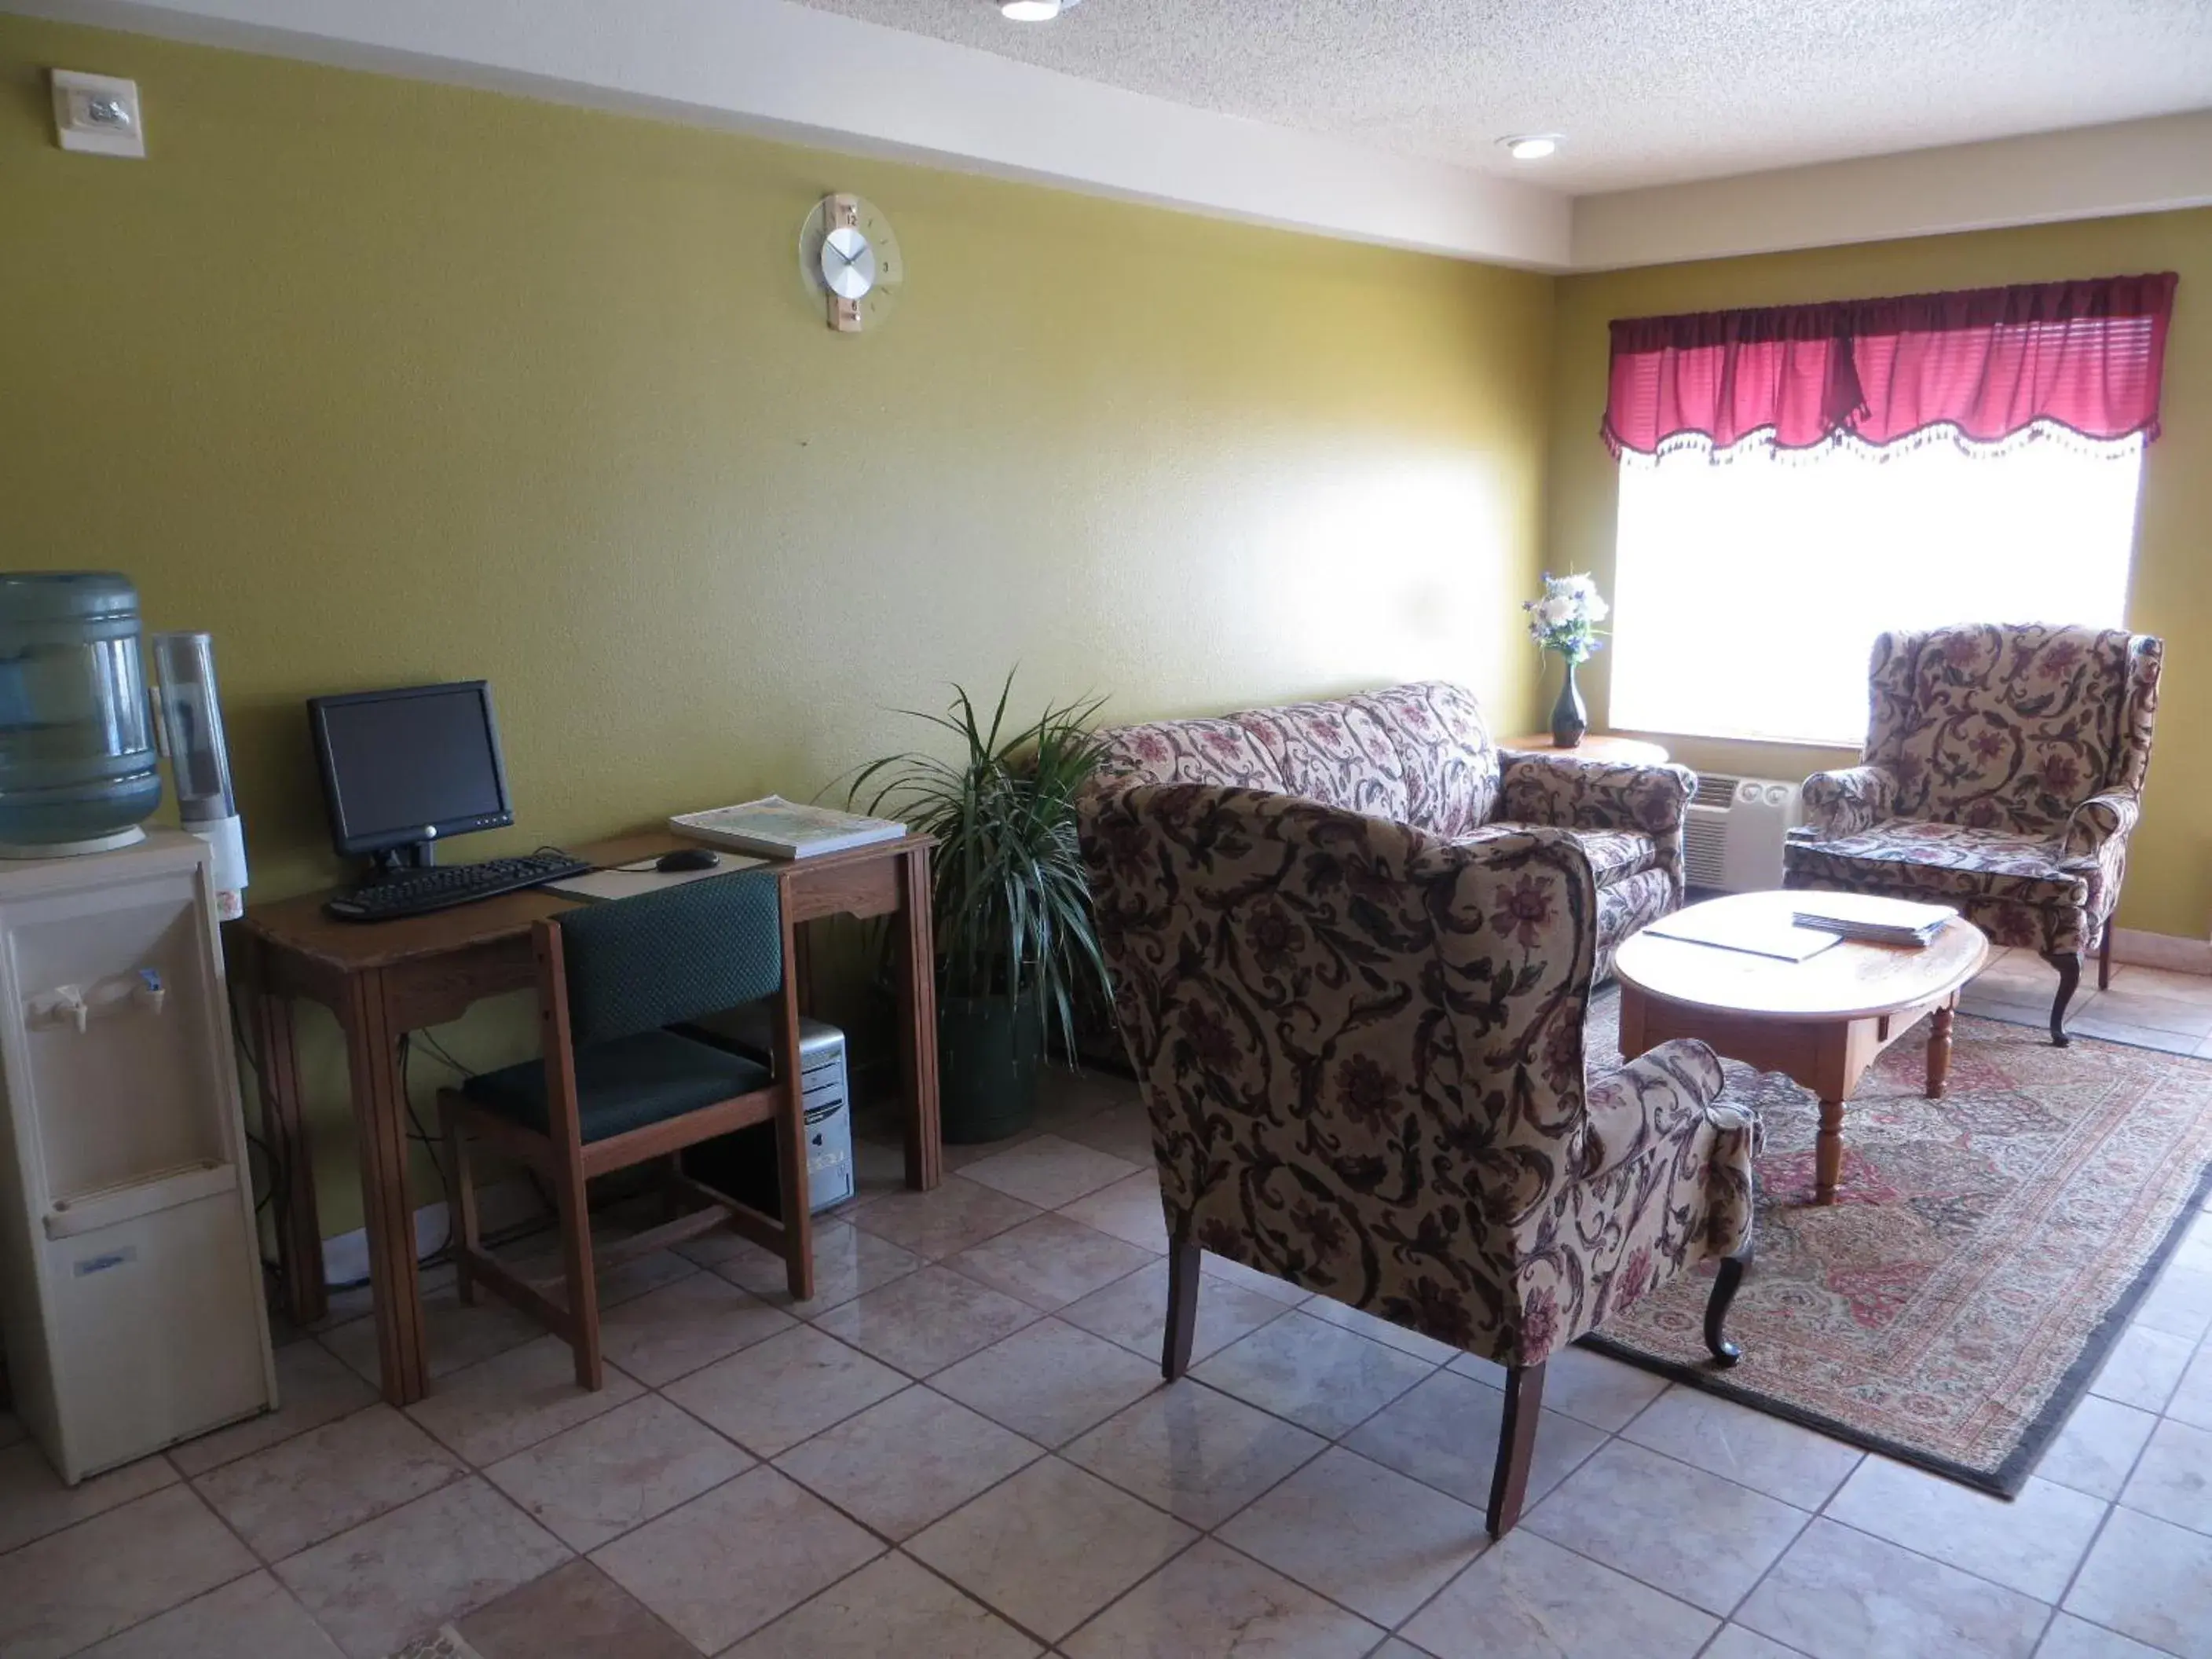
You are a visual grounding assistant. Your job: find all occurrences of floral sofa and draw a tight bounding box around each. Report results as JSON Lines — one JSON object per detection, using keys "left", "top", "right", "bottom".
{"left": 1784, "top": 624, "right": 2161, "bottom": 1046}
{"left": 1077, "top": 684, "right": 1756, "bottom": 1538}
{"left": 1084, "top": 681, "right": 1695, "bottom": 980}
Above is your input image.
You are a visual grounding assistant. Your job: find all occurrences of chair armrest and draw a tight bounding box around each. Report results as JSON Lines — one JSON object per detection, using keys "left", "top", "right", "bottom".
{"left": 1799, "top": 764, "right": 1898, "bottom": 837}
{"left": 2062, "top": 791, "right": 2140, "bottom": 860}
{"left": 1580, "top": 1040, "right": 1727, "bottom": 1182}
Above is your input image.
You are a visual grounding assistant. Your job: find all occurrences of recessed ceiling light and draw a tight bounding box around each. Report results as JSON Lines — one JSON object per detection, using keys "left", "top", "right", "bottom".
{"left": 1002, "top": 0, "right": 1078, "bottom": 18}
{"left": 1500, "top": 134, "right": 1562, "bottom": 162}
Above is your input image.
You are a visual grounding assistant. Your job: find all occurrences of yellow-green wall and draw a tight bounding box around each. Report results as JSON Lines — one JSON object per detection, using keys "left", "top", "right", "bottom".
{"left": 0, "top": 18, "right": 1555, "bottom": 1237}
{"left": 1545, "top": 210, "right": 2212, "bottom": 936}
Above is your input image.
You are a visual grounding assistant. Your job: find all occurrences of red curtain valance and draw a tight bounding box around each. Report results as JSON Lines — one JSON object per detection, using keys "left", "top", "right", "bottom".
{"left": 1602, "top": 273, "right": 2179, "bottom": 462}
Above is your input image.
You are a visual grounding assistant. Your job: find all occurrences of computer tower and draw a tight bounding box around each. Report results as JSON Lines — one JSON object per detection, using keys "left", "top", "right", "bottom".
{"left": 680, "top": 1011, "right": 854, "bottom": 1215}
{"left": 0, "top": 832, "right": 276, "bottom": 1482}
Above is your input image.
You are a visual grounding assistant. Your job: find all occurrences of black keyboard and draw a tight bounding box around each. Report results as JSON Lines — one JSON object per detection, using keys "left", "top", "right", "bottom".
{"left": 324, "top": 850, "right": 593, "bottom": 921}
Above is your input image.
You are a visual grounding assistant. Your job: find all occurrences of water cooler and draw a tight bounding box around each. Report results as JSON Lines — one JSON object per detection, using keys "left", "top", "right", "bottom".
{"left": 0, "top": 833, "right": 276, "bottom": 1480}
{"left": 0, "top": 573, "right": 274, "bottom": 1482}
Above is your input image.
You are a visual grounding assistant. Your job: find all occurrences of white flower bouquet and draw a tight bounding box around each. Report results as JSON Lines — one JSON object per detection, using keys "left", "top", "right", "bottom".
{"left": 1523, "top": 573, "right": 1608, "bottom": 665}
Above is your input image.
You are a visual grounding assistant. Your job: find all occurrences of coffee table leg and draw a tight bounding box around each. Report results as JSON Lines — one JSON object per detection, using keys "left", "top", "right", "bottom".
{"left": 1815, "top": 1097, "right": 1845, "bottom": 1205}
{"left": 1926, "top": 1003, "right": 1955, "bottom": 1100}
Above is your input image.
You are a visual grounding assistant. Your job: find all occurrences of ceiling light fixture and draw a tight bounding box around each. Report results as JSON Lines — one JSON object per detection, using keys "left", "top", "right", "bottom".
{"left": 1001, "top": 0, "right": 1078, "bottom": 20}
{"left": 1499, "top": 133, "right": 1562, "bottom": 162}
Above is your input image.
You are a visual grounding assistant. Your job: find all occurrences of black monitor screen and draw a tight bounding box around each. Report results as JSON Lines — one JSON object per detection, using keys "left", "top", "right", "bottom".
{"left": 309, "top": 682, "right": 513, "bottom": 856}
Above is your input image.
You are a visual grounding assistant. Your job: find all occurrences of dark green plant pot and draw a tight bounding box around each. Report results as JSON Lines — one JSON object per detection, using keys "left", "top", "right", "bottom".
{"left": 939, "top": 991, "right": 1045, "bottom": 1144}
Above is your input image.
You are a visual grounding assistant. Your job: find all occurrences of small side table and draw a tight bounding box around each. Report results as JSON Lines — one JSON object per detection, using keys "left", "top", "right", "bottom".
{"left": 1500, "top": 734, "right": 1671, "bottom": 766}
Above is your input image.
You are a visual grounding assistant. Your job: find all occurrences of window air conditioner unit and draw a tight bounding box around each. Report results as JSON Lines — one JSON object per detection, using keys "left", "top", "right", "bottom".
{"left": 1683, "top": 775, "right": 1804, "bottom": 893}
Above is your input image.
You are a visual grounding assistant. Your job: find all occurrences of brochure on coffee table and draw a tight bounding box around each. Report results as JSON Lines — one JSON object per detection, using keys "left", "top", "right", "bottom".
{"left": 1643, "top": 906, "right": 1847, "bottom": 963}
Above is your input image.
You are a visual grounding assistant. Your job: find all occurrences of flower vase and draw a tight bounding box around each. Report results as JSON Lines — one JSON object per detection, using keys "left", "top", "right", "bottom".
{"left": 1550, "top": 657, "right": 1588, "bottom": 749}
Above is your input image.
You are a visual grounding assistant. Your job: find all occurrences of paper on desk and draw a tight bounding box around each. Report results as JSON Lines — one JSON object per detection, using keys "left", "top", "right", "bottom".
{"left": 545, "top": 857, "right": 765, "bottom": 903}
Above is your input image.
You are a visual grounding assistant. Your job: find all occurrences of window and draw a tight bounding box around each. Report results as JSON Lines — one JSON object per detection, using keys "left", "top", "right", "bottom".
{"left": 1596, "top": 273, "right": 2176, "bottom": 747}
{"left": 1609, "top": 442, "right": 2144, "bottom": 746}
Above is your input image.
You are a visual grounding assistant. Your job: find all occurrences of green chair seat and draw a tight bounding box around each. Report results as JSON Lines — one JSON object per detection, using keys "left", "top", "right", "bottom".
{"left": 462, "top": 1030, "right": 770, "bottom": 1144}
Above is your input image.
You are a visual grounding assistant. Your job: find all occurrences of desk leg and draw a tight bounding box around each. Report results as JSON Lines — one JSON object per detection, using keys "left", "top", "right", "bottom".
{"left": 776, "top": 906, "right": 815, "bottom": 1304}
{"left": 342, "top": 968, "right": 430, "bottom": 1406}
{"left": 894, "top": 843, "right": 943, "bottom": 1191}
{"left": 255, "top": 991, "right": 326, "bottom": 1328}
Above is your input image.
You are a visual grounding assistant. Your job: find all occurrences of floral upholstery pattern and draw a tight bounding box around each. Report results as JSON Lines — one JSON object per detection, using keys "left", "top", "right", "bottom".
{"left": 1088, "top": 681, "right": 1694, "bottom": 972}
{"left": 1078, "top": 785, "right": 1756, "bottom": 1369}
{"left": 1786, "top": 624, "right": 2161, "bottom": 960}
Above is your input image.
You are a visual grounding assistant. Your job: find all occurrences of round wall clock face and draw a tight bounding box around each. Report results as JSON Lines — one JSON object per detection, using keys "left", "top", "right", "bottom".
{"left": 800, "top": 194, "right": 903, "bottom": 332}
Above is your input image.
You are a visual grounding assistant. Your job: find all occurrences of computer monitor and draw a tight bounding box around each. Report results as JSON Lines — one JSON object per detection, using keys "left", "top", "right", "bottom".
{"left": 307, "top": 681, "right": 513, "bottom": 866}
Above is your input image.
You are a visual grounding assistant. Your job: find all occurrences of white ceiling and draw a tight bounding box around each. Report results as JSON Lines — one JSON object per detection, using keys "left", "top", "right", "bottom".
{"left": 795, "top": 0, "right": 2212, "bottom": 194}
{"left": 19, "top": 0, "right": 2212, "bottom": 268}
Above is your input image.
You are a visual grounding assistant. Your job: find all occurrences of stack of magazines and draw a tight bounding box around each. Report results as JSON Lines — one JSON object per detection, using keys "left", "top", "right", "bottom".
{"left": 1789, "top": 892, "right": 1957, "bottom": 947}
{"left": 670, "top": 796, "right": 906, "bottom": 859}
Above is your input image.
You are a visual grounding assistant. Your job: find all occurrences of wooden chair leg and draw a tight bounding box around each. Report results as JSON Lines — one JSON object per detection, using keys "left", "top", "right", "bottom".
{"left": 1162, "top": 1239, "right": 1201, "bottom": 1381}
{"left": 441, "top": 1098, "right": 479, "bottom": 1307}
{"left": 2098, "top": 927, "right": 2114, "bottom": 991}
{"left": 1485, "top": 1361, "right": 1546, "bottom": 1538}
{"left": 2042, "top": 950, "right": 2082, "bottom": 1047}
{"left": 552, "top": 1148, "right": 602, "bottom": 1391}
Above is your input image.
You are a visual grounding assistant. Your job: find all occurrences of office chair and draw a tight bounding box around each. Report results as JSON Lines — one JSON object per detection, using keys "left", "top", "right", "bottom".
{"left": 438, "top": 870, "right": 808, "bottom": 1388}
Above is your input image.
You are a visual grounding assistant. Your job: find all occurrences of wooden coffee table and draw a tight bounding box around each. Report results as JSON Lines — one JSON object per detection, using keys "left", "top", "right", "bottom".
{"left": 1614, "top": 891, "right": 1990, "bottom": 1205}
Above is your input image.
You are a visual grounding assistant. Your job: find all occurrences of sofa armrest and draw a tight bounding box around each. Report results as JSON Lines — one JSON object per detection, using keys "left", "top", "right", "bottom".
{"left": 2062, "top": 790, "right": 2141, "bottom": 861}
{"left": 1496, "top": 754, "right": 1694, "bottom": 908}
{"left": 1497, "top": 753, "right": 1694, "bottom": 840}
{"left": 1580, "top": 1040, "right": 1727, "bottom": 1182}
{"left": 1799, "top": 764, "right": 1898, "bottom": 837}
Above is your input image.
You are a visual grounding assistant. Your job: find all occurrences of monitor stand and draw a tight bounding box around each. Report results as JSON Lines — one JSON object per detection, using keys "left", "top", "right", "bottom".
{"left": 365, "top": 841, "right": 438, "bottom": 881}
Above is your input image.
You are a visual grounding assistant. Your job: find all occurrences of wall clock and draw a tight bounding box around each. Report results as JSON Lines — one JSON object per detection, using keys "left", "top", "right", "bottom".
{"left": 799, "top": 193, "right": 903, "bottom": 333}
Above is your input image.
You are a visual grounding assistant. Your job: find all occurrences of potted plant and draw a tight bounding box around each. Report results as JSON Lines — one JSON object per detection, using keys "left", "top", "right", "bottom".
{"left": 849, "top": 675, "right": 1111, "bottom": 1142}
{"left": 1524, "top": 571, "right": 1609, "bottom": 747}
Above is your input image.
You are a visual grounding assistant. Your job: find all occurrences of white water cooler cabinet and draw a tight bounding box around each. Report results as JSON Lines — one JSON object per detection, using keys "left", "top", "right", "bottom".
{"left": 0, "top": 831, "right": 276, "bottom": 1483}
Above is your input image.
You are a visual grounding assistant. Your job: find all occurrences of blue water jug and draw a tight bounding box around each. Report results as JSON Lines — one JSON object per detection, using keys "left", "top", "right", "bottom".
{"left": 0, "top": 572, "right": 163, "bottom": 853}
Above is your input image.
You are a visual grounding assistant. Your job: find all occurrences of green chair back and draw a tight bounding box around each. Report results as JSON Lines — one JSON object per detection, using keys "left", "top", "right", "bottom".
{"left": 555, "top": 870, "right": 782, "bottom": 1047}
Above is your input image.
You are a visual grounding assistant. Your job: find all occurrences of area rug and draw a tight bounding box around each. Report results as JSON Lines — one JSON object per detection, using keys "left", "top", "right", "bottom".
{"left": 1580, "top": 989, "right": 2212, "bottom": 1496}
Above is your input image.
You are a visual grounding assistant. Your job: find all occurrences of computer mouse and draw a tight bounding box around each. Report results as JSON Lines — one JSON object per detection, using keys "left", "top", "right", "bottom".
{"left": 656, "top": 847, "right": 721, "bottom": 873}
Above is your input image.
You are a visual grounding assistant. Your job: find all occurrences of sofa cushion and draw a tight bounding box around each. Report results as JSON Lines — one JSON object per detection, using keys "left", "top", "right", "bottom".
{"left": 1231, "top": 699, "right": 1413, "bottom": 826}
{"left": 1092, "top": 716, "right": 1282, "bottom": 796}
{"left": 1089, "top": 680, "right": 1501, "bottom": 840}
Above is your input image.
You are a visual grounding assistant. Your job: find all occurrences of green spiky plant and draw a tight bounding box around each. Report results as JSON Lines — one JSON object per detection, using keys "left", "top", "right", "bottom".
{"left": 848, "top": 672, "right": 1111, "bottom": 1064}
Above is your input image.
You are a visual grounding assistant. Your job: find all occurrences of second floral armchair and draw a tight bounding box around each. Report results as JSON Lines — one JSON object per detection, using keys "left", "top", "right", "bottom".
{"left": 1785, "top": 623, "right": 2161, "bottom": 1044}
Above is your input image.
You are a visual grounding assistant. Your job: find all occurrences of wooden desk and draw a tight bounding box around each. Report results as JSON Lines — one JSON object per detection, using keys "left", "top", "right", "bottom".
{"left": 232, "top": 831, "right": 939, "bottom": 1406}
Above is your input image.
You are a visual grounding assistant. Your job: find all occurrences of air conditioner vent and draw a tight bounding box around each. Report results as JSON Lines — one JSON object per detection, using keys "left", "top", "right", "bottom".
{"left": 1682, "top": 775, "right": 1804, "bottom": 892}
{"left": 1690, "top": 772, "right": 1741, "bottom": 810}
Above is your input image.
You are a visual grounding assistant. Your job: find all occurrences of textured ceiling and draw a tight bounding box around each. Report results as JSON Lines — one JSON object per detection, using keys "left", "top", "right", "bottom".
{"left": 793, "top": 0, "right": 2212, "bottom": 193}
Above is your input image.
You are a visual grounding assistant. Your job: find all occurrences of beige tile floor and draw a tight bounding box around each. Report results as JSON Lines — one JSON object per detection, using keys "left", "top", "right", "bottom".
{"left": 5, "top": 957, "right": 2212, "bottom": 1657}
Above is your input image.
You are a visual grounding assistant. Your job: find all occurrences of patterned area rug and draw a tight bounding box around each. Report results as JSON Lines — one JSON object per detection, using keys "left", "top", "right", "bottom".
{"left": 1582, "top": 989, "right": 2212, "bottom": 1495}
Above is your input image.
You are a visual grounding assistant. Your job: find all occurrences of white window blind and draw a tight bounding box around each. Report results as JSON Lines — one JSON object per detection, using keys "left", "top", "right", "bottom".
{"left": 1608, "top": 442, "right": 2144, "bottom": 748}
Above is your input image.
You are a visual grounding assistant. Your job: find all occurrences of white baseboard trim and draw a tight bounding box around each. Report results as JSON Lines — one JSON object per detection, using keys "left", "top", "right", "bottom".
{"left": 2108, "top": 928, "right": 2212, "bottom": 976}
{"left": 320, "top": 1177, "right": 544, "bottom": 1289}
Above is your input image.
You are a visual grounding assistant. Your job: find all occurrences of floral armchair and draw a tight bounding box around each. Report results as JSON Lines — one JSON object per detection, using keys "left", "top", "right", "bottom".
{"left": 1785, "top": 624, "right": 2162, "bottom": 1046}
{"left": 1078, "top": 785, "right": 1758, "bottom": 1537}
{"left": 1085, "top": 681, "right": 1696, "bottom": 981}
